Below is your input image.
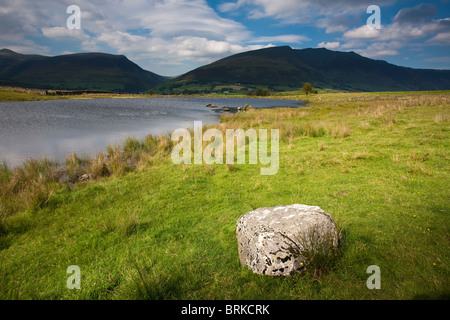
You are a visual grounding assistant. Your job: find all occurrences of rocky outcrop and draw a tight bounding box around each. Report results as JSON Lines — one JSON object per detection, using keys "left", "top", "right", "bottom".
{"left": 236, "top": 204, "right": 338, "bottom": 276}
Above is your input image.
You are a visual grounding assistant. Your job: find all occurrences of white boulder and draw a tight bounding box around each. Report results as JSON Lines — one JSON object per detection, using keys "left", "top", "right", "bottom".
{"left": 236, "top": 204, "right": 338, "bottom": 276}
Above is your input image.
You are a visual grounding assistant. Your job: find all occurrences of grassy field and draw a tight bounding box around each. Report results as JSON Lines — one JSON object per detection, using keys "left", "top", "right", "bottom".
{"left": 0, "top": 90, "right": 449, "bottom": 300}
{"left": 0, "top": 87, "right": 147, "bottom": 102}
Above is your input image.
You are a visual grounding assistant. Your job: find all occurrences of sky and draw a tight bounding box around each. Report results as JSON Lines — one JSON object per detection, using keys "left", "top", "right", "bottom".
{"left": 1, "top": 0, "right": 449, "bottom": 76}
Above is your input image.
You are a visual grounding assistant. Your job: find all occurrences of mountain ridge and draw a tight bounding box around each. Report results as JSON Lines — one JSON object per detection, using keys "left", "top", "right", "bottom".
{"left": 157, "top": 46, "right": 450, "bottom": 93}
{"left": 1, "top": 47, "right": 450, "bottom": 94}
{"left": 0, "top": 49, "right": 167, "bottom": 93}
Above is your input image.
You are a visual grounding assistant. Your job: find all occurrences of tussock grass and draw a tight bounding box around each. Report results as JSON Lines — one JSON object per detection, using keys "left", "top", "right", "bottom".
{"left": 329, "top": 124, "right": 351, "bottom": 139}
{"left": 65, "top": 152, "right": 88, "bottom": 183}
{"left": 294, "top": 224, "right": 342, "bottom": 280}
{"left": 90, "top": 153, "right": 109, "bottom": 178}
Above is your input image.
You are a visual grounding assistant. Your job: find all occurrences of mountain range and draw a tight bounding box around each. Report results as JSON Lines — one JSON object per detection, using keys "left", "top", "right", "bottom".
{"left": 1, "top": 46, "right": 450, "bottom": 93}
{"left": 160, "top": 46, "right": 450, "bottom": 93}
{"left": 0, "top": 49, "right": 167, "bottom": 93}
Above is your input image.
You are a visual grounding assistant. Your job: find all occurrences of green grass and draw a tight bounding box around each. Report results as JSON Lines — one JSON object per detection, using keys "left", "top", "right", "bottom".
{"left": 0, "top": 91, "right": 449, "bottom": 300}
{"left": 0, "top": 89, "right": 64, "bottom": 102}
{"left": 0, "top": 88, "right": 150, "bottom": 102}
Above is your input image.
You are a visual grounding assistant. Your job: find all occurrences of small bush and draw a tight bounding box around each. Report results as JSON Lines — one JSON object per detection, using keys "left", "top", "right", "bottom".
{"left": 301, "top": 83, "right": 317, "bottom": 95}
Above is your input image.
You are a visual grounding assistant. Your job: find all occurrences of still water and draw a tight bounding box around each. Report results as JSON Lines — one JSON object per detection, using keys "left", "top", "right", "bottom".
{"left": 0, "top": 97, "right": 302, "bottom": 167}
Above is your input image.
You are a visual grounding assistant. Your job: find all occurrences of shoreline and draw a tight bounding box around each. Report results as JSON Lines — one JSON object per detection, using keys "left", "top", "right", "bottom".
{"left": 0, "top": 90, "right": 449, "bottom": 299}
{"left": 0, "top": 95, "right": 304, "bottom": 169}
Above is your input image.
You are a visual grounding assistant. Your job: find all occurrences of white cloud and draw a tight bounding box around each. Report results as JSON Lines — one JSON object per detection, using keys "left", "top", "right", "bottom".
{"left": 343, "top": 25, "right": 380, "bottom": 39}
{"left": 356, "top": 42, "right": 399, "bottom": 59}
{"left": 338, "top": 4, "right": 450, "bottom": 61}
{"left": 251, "top": 34, "right": 310, "bottom": 44}
{"left": 217, "top": 2, "right": 240, "bottom": 13}
{"left": 317, "top": 41, "right": 340, "bottom": 49}
{"left": 343, "top": 19, "right": 450, "bottom": 43}
{"left": 92, "top": 30, "right": 271, "bottom": 75}
{"left": 2, "top": 0, "right": 449, "bottom": 74}
{"left": 78, "top": 0, "right": 315, "bottom": 74}
{"left": 1, "top": 0, "right": 275, "bottom": 75}
{"left": 428, "top": 32, "right": 450, "bottom": 45}
{"left": 315, "top": 15, "right": 360, "bottom": 34}
{"left": 41, "top": 27, "right": 90, "bottom": 41}
{"left": 138, "top": 0, "right": 251, "bottom": 43}
{"left": 223, "top": 0, "right": 396, "bottom": 24}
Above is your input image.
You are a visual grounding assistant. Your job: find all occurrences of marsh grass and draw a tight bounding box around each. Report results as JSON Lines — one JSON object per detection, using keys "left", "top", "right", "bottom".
{"left": 65, "top": 152, "right": 89, "bottom": 183}
{"left": 1, "top": 158, "right": 60, "bottom": 215}
{"left": 0, "top": 133, "right": 175, "bottom": 217}
{"left": 106, "top": 145, "right": 128, "bottom": 176}
{"left": 90, "top": 153, "right": 110, "bottom": 178}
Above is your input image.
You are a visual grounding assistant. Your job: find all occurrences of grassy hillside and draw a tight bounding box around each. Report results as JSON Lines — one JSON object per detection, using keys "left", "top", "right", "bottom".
{"left": 0, "top": 49, "right": 168, "bottom": 93}
{"left": 0, "top": 91, "right": 449, "bottom": 300}
{"left": 156, "top": 46, "right": 450, "bottom": 94}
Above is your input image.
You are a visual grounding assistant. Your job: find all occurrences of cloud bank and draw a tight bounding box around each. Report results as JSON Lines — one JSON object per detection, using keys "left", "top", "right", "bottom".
{"left": 0, "top": 0, "right": 449, "bottom": 74}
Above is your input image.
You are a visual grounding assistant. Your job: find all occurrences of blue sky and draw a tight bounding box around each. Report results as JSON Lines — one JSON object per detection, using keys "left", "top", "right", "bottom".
{"left": 1, "top": 0, "right": 449, "bottom": 76}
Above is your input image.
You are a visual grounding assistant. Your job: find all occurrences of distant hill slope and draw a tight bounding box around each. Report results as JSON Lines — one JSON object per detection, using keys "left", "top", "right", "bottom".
{"left": 0, "top": 49, "right": 167, "bottom": 93}
{"left": 157, "top": 46, "right": 450, "bottom": 93}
